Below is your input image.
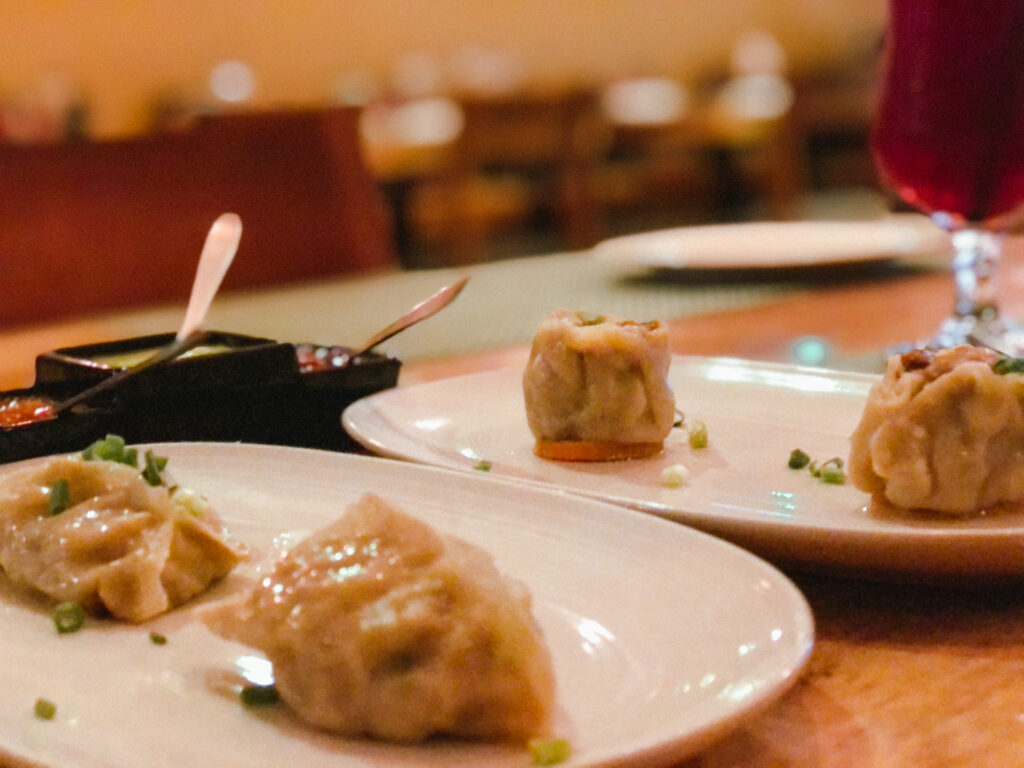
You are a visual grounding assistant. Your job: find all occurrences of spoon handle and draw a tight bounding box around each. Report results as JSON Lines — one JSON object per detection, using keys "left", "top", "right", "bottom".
{"left": 177, "top": 213, "right": 243, "bottom": 341}
{"left": 354, "top": 276, "right": 469, "bottom": 356}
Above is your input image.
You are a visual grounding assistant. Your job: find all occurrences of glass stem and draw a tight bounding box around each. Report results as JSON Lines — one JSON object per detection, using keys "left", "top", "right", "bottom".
{"left": 951, "top": 229, "right": 1004, "bottom": 321}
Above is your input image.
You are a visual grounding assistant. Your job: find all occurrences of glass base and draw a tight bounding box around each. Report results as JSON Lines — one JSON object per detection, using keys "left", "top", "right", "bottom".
{"left": 927, "top": 314, "right": 1024, "bottom": 357}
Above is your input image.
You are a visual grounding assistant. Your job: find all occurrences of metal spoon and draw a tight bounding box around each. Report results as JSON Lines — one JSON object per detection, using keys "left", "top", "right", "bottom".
{"left": 54, "top": 213, "right": 243, "bottom": 413}
{"left": 176, "top": 212, "right": 243, "bottom": 341}
{"left": 351, "top": 276, "right": 469, "bottom": 357}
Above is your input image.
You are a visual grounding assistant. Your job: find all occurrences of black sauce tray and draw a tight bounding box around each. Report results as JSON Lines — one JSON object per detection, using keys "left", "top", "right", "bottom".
{"left": 0, "top": 331, "right": 400, "bottom": 463}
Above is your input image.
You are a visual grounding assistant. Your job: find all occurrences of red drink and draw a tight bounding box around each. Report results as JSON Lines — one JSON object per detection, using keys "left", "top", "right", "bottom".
{"left": 872, "top": 0, "right": 1024, "bottom": 228}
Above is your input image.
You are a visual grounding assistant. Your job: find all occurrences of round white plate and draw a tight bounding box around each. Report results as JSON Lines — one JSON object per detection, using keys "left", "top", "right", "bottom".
{"left": 0, "top": 443, "right": 812, "bottom": 768}
{"left": 592, "top": 215, "right": 950, "bottom": 270}
{"left": 344, "top": 357, "right": 1024, "bottom": 580}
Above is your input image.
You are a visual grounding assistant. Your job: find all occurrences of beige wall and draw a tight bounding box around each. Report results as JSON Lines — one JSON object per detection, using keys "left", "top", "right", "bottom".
{"left": 0, "top": 0, "right": 886, "bottom": 137}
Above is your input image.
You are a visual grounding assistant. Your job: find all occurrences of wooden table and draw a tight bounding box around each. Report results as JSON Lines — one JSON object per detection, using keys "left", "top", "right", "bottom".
{"left": 3, "top": 237, "right": 1024, "bottom": 767}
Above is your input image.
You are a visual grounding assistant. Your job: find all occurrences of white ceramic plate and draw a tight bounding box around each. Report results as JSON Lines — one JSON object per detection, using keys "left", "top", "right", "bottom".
{"left": 0, "top": 443, "right": 812, "bottom": 768}
{"left": 592, "top": 215, "right": 950, "bottom": 270}
{"left": 344, "top": 357, "right": 1024, "bottom": 580}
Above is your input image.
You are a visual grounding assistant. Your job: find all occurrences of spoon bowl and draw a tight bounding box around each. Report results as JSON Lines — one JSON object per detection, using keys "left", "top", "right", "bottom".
{"left": 54, "top": 213, "right": 243, "bottom": 414}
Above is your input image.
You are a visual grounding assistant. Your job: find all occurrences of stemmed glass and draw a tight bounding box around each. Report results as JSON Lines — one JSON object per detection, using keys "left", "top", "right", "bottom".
{"left": 871, "top": 0, "right": 1024, "bottom": 352}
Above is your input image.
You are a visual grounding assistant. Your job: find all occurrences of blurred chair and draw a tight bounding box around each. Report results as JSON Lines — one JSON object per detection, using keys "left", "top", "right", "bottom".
{"left": 703, "top": 29, "right": 802, "bottom": 220}
{"left": 407, "top": 87, "right": 609, "bottom": 264}
{"left": 787, "top": 66, "right": 881, "bottom": 196}
{"left": 592, "top": 33, "right": 804, "bottom": 228}
{"left": 358, "top": 96, "right": 463, "bottom": 262}
{"left": 0, "top": 107, "right": 396, "bottom": 328}
{"left": 593, "top": 76, "right": 721, "bottom": 225}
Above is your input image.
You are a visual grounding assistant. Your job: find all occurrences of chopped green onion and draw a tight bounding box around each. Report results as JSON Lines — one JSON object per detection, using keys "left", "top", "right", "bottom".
{"left": 811, "top": 457, "right": 846, "bottom": 485}
{"left": 52, "top": 601, "right": 85, "bottom": 634}
{"left": 171, "top": 487, "right": 209, "bottom": 517}
{"left": 809, "top": 456, "right": 842, "bottom": 474}
{"left": 528, "top": 737, "right": 572, "bottom": 766}
{"left": 819, "top": 465, "right": 846, "bottom": 484}
{"left": 141, "top": 450, "right": 168, "bottom": 486}
{"left": 47, "top": 478, "right": 71, "bottom": 516}
{"left": 993, "top": 357, "right": 1024, "bottom": 375}
{"left": 81, "top": 434, "right": 138, "bottom": 467}
{"left": 673, "top": 409, "right": 684, "bottom": 428}
{"left": 149, "top": 632, "right": 167, "bottom": 645}
{"left": 687, "top": 420, "right": 708, "bottom": 449}
{"left": 473, "top": 460, "right": 492, "bottom": 472}
{"left": 790, "top": 450, "right": 845, "bottom": 484}
{"left": 240, "top": 684, "right": 280, "bottom": 707}
{"left": 33, "top": 698, "right": 56, "bottom": 720}
{"left": 788, "top": 449, "right": 811, "bottom": 469}
{"left": 809, "top": 457, "right": 845, "bottom": 485}
{"left": 661, "top": 463, "right": 689, "bottom": 487}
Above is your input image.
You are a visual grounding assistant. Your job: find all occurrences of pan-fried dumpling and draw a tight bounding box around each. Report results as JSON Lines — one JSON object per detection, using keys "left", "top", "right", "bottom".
{"left": 849, "top": 345, "right": 1024, "bottom": 514}
{"left": 0, "top": 451, "right": 245, "bottom": 621}
{"left": 523, "top": 309, "right": 676, "bottom": 460}
{"left": 202, "top": 493, "right": 556, "bottom": 743}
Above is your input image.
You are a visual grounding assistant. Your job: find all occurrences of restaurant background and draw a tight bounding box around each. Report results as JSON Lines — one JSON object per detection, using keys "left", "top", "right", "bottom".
{"left": 1, "top": 0, "right": 892, "bottom": 326}
{"left": 1, "top": 0, "right": 884, "bottom": 138}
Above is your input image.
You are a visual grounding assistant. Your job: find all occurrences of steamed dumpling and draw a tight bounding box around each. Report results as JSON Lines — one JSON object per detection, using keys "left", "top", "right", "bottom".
{"left": 202, "top": 493, "right": 556, "bottom": 743}
{"left": 849, "top": 345, "right": 1024, "bottom": 514}
{"left": 0, "top": 454, "right": 244, "bottom": 621}
{"left": 523, "top": 309, "right": 676, "bottom": 460}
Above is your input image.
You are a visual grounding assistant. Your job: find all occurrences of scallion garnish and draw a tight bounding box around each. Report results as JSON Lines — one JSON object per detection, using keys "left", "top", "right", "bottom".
{"left": 473, "top": 460, "right": 492, "bottom": 472}
{"left": 81, "top": 434, "right": 138, "bottom": 467}
{"left": 52, "top": 601, "right": 85, "bottom": 634}
{"left": 149, "top": 632, "right": 167, "bottom": 645}
{"left": 993, "top": 357, "right": 1024, "bottom": 375}
{"left": 47, "top": 478, "right": 71, "bottom": 516}
{"left": 789, "top": 449, "right": 845, "bottom": 483}
{"left": 142, "top": 450, "right": 168, "bottom": 486}
{"left": 528, "top": 737, "right": 571, "bottom": 766}
{"left": 788, "top": 449, "right": 811, "bottom": 469}
{"left": 812, "top": 458, "right": 846, "bottom": 485}
{"left": 687, "top": 420, "right": 708, "bottom": 449}
{"left": 33, "top": 698, "right": 56, "bottom": 720}
{"left": 81, "top": 435, "right": 171, "bottom": 487}
{"left": 240, "top": 683, "right": 280, "bottom": 707}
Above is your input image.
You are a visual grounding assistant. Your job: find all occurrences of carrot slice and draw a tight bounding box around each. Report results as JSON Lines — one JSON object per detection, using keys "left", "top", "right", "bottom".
{"left": 533, "top": 439, "right": 663, "bottom": 462}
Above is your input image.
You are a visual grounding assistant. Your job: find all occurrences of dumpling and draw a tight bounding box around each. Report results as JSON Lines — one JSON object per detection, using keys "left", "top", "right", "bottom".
{"left": 0, "top": 452, "right": 245, "bottom": 621}
{"left": 523, "top": 309, "right": 676, "bottom": 460}
{"left": 202, "top": 493, "right": 556, "bottom": 743}
{"left": 849, "top": 345, "right": 1024, "bottom": 514}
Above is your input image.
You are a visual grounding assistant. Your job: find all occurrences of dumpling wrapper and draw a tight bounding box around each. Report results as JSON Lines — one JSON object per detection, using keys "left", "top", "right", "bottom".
{"left": 0, "top": 455, "right": 245, "bottom": 621}
{"left": 202, "top": 493, "right": 556, "bottom": 743}
{"left": 523, "top": 309, "right": 676, "bottom": 459}
{"left": 849, "top": 345, "right": 1024, "bottom": 514}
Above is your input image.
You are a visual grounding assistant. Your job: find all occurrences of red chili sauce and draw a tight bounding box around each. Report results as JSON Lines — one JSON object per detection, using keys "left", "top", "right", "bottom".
{"left": 0, "top": 395, "right": 58, "bottom": 428}
{"left": 294, "top": 344, "right": 353, "bottom": 373}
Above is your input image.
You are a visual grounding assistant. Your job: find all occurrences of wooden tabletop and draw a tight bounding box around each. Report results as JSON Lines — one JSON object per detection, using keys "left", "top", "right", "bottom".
{"left": 3, "top": 236, "right": 1024, "bottom": 766}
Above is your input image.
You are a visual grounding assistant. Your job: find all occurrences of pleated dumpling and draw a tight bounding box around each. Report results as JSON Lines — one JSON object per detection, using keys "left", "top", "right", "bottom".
{"left": 202, "top": 493, "right": 556, "bottom": 743}
{"left": 0, "top": 446, "right": 245, "bottom": 622}
{"left": 523, "top": 309, "right": 676, "bottom": 461}
{"left": 849, "top": 345, "right": 1024, "bottom": 514}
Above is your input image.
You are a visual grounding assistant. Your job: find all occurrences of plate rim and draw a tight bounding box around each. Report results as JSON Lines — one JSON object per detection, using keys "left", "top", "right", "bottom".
{"left": 591, "top": 216, "right": 948, "bottom": 271}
